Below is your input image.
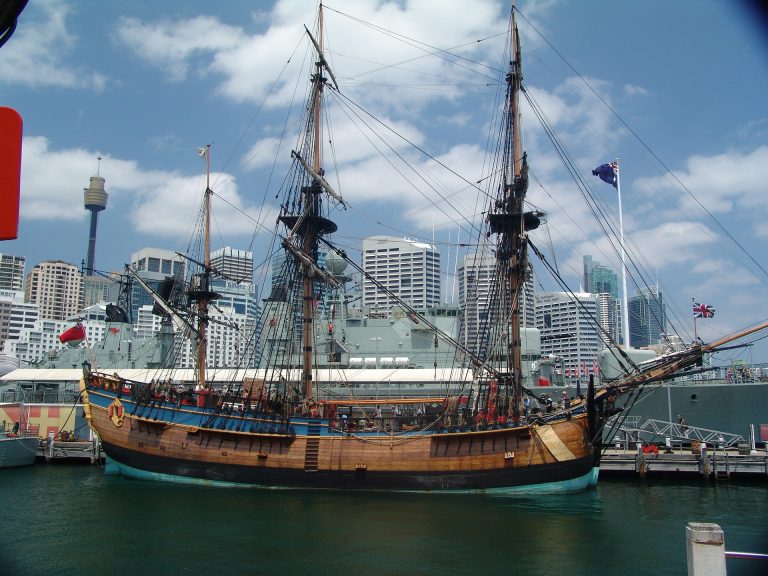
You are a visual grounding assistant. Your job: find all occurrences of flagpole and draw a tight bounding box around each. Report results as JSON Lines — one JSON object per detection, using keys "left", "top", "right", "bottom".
{"left": 616, "top": 159, "right": 630, "bottom": 348}
{"left": 692, "top": 297, "right": 698, "bottom": 342}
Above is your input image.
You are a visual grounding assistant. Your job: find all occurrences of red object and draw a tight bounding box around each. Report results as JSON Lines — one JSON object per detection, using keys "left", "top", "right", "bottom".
{"left": 0, "top": 107, "right": 23, "bottom": 240}
{"left": 538, "top": 377, "right": 550, "bottom": 387}
{"left": 59, "top": 323, "right": 86, "bottom": 344}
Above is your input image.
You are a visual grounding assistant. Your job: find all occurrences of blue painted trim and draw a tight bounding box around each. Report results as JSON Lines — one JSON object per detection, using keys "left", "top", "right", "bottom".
{"left": 104, "top": 457, "right": 274, "bottom": 488}
{"left": 478, "top": 467, "right": 600, "bottom": 496}
{"left": 104, "top": 456, "right": 600, "bottom": 495}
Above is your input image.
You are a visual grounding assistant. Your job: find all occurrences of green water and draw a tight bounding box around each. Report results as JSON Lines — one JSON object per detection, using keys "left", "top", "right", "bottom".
{"left": 1, "top": 465, "right": 766, "bottom": 576}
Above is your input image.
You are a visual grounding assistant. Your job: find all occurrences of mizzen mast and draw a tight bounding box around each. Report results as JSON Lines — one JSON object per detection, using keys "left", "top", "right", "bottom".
{"left": 189, "top": 144, "right": 218, "bottom": 388}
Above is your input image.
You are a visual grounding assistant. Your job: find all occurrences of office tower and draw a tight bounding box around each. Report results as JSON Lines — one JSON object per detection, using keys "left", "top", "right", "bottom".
{"left": 458, "top": 253, "right": 536, "bottom": 357}
{"left": 457, "top": 252, "right": 494, "bottom": 357}
{"left": 24, "top": 260, "right": 83, "bottom": 321}
{"left": 83, "top": 275, "right": 115, "bottom": 308}
{"left": 629, "top": 287, "right": 666, "bottom": 348}
{"left": 361, "top": 236, "right": 440, "bottom": 312}
{"left": 0, "top": 253, "right": 25, "bottom": 291}
{"left": 129, "top": 248, "right": 185, "bottom": 322}
{"left": 535, "top": 291, "right": 603, "bottom": 381}
{"left": 0, "top": 290, "right": 36, "bottom": 349}
{"left": 211, "top": 246, "right": 254, "bottom": 284}
{"left": 2, "top": 312, "right": 108, "bottom": 367}
{"left": 583, "top": 255, "right": 622, "bottom": 345}
{"left": 583, "top": 255, "right": 619, "bottom": 298}
{"left": 176, "top": 281, "right": 259, "bottom": 368}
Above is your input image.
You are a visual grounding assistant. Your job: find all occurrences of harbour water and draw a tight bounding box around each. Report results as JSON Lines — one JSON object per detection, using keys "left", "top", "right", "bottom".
{"left": 1, "top": 465, "right": 766, "bottom": 576}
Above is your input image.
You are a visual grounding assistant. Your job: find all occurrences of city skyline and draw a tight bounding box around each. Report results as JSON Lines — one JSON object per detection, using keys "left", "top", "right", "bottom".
{"left": 1, "top": 1, "right": 767, "bottom": 360}
{"left": 4, "top": 234, "right": 677, "bottom": 374}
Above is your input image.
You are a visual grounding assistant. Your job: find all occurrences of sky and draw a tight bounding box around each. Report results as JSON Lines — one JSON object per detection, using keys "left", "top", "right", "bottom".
{"left": 2, "top": 0, "right": 768, "bottom": 362}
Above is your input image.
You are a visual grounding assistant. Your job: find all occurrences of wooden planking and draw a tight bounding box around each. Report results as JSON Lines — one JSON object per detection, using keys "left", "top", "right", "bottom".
{"left": 88, "top": 401, "right": 593, "bottom": 476}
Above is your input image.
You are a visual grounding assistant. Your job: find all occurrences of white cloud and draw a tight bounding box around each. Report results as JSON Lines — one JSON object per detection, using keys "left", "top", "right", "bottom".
{"left": 19, "top": 136, "right": 275, "bottom": 241}
{"left": 129, "top": 172, "right": 274, "bottom": 238}
{"left": 241, "top": 137, "right": 284, "bottom": 171}
{"left": 634, "top": 146, "right": 768, "bottom": 220}
{"left": 623, "top": 83, "right": 649, "bottom": 96}
{"left": 112, "top": 0, "right": 507, "bottom": 113}
{"left": 114, "top": 15, "right": 246, "bottom": 82}
{"left": 0, "top": 0, "right": 107, "bottom": 89}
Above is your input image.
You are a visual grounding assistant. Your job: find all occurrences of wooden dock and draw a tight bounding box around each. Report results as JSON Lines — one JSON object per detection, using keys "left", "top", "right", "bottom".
{"left": 600, "top": 445, "right": 768, "bottom": 479}
{"left": 39, "top": 438, "right": 103, "bottom": 464}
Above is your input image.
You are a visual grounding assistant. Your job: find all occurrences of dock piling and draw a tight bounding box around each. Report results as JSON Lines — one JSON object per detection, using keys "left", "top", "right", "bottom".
{"left": 686, "top": 522, "right": 726, "bottom": 576}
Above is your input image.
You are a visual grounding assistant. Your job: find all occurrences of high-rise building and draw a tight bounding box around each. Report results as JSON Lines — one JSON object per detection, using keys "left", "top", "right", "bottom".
{"left": 583, "top": 255, "right": 619, "bottom": 298}
{"left": 2, "top": 313, "right": 107, "bottom": 366}
{"left": 129, "top": 248, "right": 185, "bottom": 322}
{"left": 458, "top": 253, "right": 536, "bottom": 357}
{"left": 24, "top": 260, "right": 83, "bottom": 321}
{"left": 0, "top": 253, "right": 25, "bottom": 291}
{"left": 457, "top": 252, "right": 495, "bottom": 357}
{"left": 0, "top": 290, "right": 37, "bottom": 349}
{"left": 177, "top": 281, "right": 259, "bottom": 369}
{"left": 583, "top": 255, "right": 622, "bottom": 345}
{"left": 535, "top": 291, "right": 603, "bottom": 381}
{"left": 629, "top": 287, "right": 666, "bottom": 348}
{"left": 211, "top": 247, "right": 253, "bottom": 284}
{"left": 83, "top": 275, "right": 115, "bottom": 308}
{"left": 361, "top": 236, "right": 440, "bottom": 312}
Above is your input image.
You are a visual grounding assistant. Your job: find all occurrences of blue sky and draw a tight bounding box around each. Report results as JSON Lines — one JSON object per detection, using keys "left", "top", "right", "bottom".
{"left": 2, "top": 0, "right": 768, "bottom": 361}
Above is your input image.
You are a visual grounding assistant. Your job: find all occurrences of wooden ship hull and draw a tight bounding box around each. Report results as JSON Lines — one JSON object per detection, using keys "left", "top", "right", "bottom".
{"left": 81, "top": 375, "right": 598, "bottom": 493}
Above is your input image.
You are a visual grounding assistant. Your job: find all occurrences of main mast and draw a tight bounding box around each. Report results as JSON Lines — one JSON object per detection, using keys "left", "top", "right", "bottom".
{"left": 201, "top": 145, "right": 211, "bottom": 386}
{"left": 509, "top": 9, "right": 525, "bottom": 409}
{"left": 294, "top": 4, "right": 342, "bottom": 400}
{"left": 488, "top": 5, "right": 539, "bottom": 418}
{"left": 301, "top": 7, "right": 325, "bottom": 401}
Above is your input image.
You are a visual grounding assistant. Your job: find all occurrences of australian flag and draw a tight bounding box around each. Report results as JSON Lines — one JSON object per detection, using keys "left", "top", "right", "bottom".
{"left": 693, "top": 302, "right": 715, "bottom": 319}
{"left": 592, "top": 161, "right": 618, "bottom": 188}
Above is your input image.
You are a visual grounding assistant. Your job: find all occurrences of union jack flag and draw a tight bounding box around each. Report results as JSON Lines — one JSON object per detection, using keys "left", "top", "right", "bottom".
{"left": 693, "top": 302, "right": 715, "bottom": 319}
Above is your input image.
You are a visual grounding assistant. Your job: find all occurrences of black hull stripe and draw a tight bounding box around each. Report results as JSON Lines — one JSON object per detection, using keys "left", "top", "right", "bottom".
{"left": 102, "top": 441, "right": 595, "bottom": 491}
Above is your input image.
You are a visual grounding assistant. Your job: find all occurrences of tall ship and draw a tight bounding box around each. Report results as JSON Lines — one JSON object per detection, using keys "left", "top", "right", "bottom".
{"left": 80, "top": 4, "right": 604, "bottom": 492}
{"left": 77, "top": 4, "right": 767, "bottom": 492}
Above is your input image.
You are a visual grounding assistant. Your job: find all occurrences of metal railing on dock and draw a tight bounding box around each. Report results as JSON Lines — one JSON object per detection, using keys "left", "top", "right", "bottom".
{"left": 608, "top": 416, "right": 746, "bottom": 448}
{"left": 42, "top": 436, "right": 103, "bottom": 464}
{"left": 600, "top": 443, "right": 768, "bottom": 479}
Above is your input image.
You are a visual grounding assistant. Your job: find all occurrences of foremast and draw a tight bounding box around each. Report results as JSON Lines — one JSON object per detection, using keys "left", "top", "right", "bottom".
{"left": 487, "top": 5, "right": 539, "bottom": 419}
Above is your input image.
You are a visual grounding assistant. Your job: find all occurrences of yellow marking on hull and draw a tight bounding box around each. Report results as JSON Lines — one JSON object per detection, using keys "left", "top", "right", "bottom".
{"left": 536, "top": 425, "right": 576, "bottom": 462}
